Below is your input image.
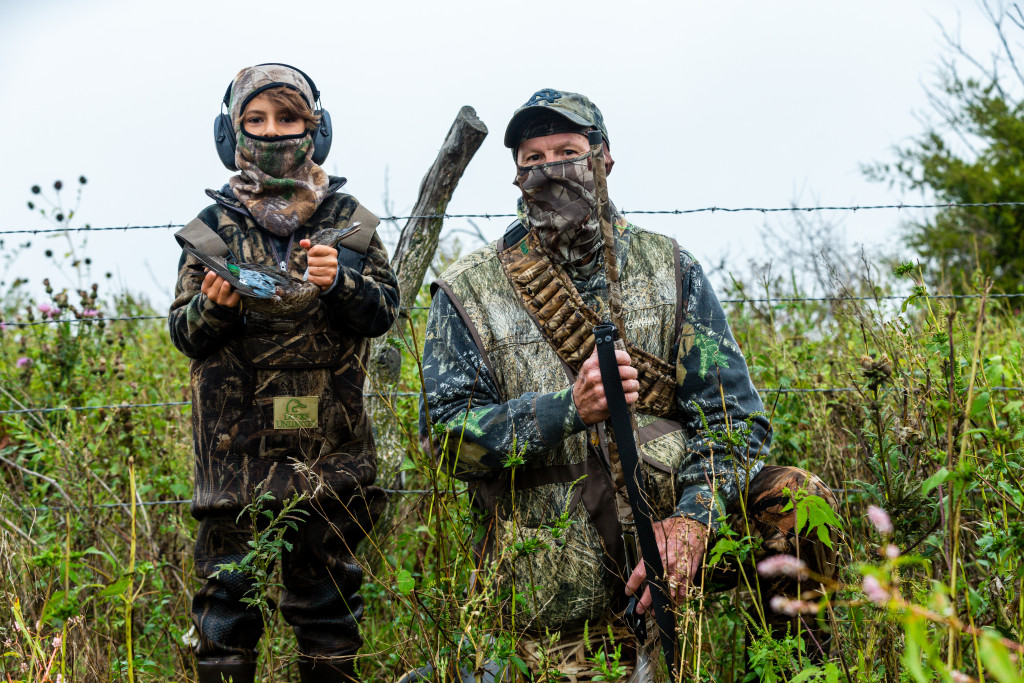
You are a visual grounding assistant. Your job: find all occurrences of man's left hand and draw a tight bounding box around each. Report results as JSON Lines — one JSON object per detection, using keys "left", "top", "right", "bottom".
{"left": 300, "top": 239, "right": 339, "bottom": 291}
{"left": 624, "top": 516, "right": 708, "bottom": 613}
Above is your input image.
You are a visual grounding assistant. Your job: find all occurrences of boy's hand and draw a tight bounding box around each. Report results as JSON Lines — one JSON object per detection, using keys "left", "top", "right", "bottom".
{"left": 201, "top": 270, "right": 241, "bottom": 309}
{"left": 300, "top": 239, "right": 338, "bottom": 291}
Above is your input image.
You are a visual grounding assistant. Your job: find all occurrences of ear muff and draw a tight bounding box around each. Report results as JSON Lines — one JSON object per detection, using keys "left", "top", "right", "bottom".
{"left": 311, "top": 109, "right": 332, "bottom": 166}
{"left": 213, "top": 63, "right": 333, "bottom": 171}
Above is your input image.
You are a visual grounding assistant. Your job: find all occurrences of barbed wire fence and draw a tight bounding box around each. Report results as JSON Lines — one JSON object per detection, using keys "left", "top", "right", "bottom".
{"left": 2, "top": 199, "right": 1023, "bottom": 511}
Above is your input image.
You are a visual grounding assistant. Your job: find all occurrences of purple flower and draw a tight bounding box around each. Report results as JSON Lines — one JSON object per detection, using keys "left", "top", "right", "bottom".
{"left": 885, "top": 544, "right": 900, "bottom": 559}
{"left": 757, "top": 555, "right": 809, "bottom": 580}
{"left": 867, "top": 505, "right": 893, "bottom": 535}
{"left": 38, "top": 303, "right": 52, "bottom": 315}
{"left": 862, "top": 575, "right": 890, "bottom": 605}
{"left": 81, "top": 309, "right": 99, "bottom": 318}
{"left": 16, "top": 357, "right": 31, "bottom": 368}
{"left": 769, "top": 595, "right": 818, "bottom": 616}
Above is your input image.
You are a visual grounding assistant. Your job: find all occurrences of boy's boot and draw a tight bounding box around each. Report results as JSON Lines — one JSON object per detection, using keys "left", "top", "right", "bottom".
{"left": 196, "top": 659, "right": 257, "bottom": 683}
{"left": 296, "top": 654, "right": 358, "bottom": 682}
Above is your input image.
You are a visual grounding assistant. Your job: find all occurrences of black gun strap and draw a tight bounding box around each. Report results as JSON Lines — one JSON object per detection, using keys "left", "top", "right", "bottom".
{"left": 594, "top": 323, "right": 678, "bottom": 679}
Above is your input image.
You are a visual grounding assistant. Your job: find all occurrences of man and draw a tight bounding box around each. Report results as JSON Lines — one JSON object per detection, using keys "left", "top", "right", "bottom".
{"left": 418, "top": 88, "right": 837, "bottom": 680}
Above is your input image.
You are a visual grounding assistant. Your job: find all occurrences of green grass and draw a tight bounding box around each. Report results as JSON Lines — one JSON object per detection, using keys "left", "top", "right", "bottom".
{"left": 2, "top": 259, "right": 1023, "bottom": 682}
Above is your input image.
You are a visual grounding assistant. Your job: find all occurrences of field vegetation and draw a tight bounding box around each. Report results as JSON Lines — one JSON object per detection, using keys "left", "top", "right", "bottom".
{"left": 1, "top": 192, "right": 1023, "bottom": 682}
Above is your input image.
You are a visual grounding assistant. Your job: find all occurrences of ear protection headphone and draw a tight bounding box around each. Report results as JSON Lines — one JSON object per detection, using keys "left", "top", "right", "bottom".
{"left": 213, "top": 62, "right": 333, "bottom": 171}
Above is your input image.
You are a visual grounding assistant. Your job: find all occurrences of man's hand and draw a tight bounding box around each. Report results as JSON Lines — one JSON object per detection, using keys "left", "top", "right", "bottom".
{"left": 572, "top": 347, "right": 639, "bottom": 425}
{"left": 300, "top": 238, "right": 339, "bottom": 291}
{"left": 201, "top": 270, "right": 241, "bottom": 309}
{"left": 625, "top": 516, "right": 708, "bottom": 613}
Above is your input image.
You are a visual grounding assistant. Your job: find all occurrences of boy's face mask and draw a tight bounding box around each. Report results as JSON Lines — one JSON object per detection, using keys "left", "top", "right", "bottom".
{"left": 228, "top": 131, "right": 330, "bottom": 237}
{"left": 514, "top": 152, "right": 603, "bottom": 278}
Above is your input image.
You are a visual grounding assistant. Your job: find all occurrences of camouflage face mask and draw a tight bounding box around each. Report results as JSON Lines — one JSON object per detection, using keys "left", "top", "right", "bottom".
{"left": 228, "top": 132, "right": 330, "bottom": 237}
{"left": 514, "top": 152, "right": 603, "bottom": 278}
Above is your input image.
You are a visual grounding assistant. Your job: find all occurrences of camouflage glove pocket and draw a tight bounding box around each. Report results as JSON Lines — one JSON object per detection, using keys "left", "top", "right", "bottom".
{"left": 241, "top": 330, "right": 344, "bottom": 369}
{"left": 637, "top": 417, "right": 687, "bottom": 518}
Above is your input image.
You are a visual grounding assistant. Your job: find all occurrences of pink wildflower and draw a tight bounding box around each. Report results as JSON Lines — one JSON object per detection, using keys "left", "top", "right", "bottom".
{"left": 885, "top": 544, "right": 900, "bottom": 559}
{"left": 38, "top": 303, "right": 52, "bottom": 315}
{"left": 51, "top": 633, "right": 62, "bottom": 649}
{"left": 16, "top": 357, "right": 31, "bottom": 368}
{"left": 81, "top": 309, "right": 99, "bottom": 318}
{"left": 769, "top": 595, "right": 818, "bottom": 616}
{"left": 950, "top": 672, "right": 974, "bottom": 683}
{"left": 862, "top": 575, "right": 890, "bottom": 605}
{"left": 867, "top": 505, "right": 893, "bottom": 535}
{"left": 757, "top": 554, "right": 809, "bottom": 580}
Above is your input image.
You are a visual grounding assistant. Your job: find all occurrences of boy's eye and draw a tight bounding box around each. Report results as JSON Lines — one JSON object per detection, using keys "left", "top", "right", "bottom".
{"left": 247, "top": 116, "right": 263, "bottom": 124}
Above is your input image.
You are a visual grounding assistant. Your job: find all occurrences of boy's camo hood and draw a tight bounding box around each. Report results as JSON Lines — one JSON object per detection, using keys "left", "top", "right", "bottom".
{"left": 228, "top": 64, "right": 316, "bottom": 135}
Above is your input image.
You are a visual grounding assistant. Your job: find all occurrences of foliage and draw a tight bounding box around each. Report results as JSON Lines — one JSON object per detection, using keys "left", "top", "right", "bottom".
{"left": 3, "top": 181, "right": 1024, "bottom": 682}
{"left": 864, "top": 0, "right": 1024, "bottom": 294}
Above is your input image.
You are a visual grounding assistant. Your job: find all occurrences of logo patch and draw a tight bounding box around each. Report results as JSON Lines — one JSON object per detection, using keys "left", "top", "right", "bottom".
{"left": 273, "top": 396, "right": 319, "bottom": 429}
{"left": 524, "top": 89, "right": 562, "bottom": 107}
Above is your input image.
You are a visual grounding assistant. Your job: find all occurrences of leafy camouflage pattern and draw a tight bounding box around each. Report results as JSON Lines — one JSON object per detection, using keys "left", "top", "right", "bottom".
{"left": 228, "top": 64, "right": 316, "bottom": 131}
{"left": 191, "top": 492, "right": 384, "bottom": 660}
{"left": 420, "top": 221, "right": 770, "bottom": 632}
{"left": 498, "top": 228, "right": 677, "bottom": 416}
{"left": 504, "top": 88, "right": 610, "bottom": 148}
{"left": 168, "top": 189, "right": 399, "bottom": 514}
{"left": 229, "top": 132, "right": 330, "bottom": 237}
{"left": 514, "top": 153, "right": 603, "bottom": 279}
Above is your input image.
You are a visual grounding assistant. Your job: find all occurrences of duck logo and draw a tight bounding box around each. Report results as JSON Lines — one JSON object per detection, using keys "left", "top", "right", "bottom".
{"left": 524, "top": 89, "right": 562, "bottom": 107}
{"left": 273, "top": 396, "right": 319, "bottom": 429}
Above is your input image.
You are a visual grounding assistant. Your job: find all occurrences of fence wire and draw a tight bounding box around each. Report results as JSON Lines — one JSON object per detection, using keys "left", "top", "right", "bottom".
{"left": 4, "top": 292, "right": 1023, "bottom": 328}
{"left": 5, "top": 200, "right": 1024, "bottom": 236}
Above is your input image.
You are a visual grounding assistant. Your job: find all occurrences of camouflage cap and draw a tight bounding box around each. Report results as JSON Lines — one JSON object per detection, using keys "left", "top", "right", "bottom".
{"left": 504, "top": 89, "right": 609, "bottom": 149}
{"left": 227, "top": 64, "right": 317, "bottom": 135}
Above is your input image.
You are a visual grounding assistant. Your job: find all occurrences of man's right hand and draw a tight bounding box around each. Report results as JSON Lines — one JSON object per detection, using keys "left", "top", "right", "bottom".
{"left": 572, "top": 347, "right": 639, "bottom": 425}
{"left": 201, "top": 270, "right": 241, "bottom": 309}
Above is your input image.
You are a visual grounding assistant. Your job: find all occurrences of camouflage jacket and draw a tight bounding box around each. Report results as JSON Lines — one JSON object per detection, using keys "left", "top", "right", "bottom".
{"left": 169, "top": 180, "right": 399, "bottom": 513}
{"left": 419, "top": 219, "right": 770, "bottom": 631}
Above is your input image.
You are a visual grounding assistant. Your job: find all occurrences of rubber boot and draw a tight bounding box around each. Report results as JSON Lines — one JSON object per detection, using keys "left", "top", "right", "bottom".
{"left": 297, "top": 656, "right": 359, "bottom": 683}
{"left": 196, "top": 660, "right": 257, "bottom": 683}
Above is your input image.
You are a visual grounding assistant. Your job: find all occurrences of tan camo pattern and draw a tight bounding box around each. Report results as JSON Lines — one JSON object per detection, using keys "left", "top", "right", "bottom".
{"left": 498, "top": 228, "right": 677, "bottom": 416}
{"left": 439, "top": 226, "right": 680, "bottom": 632}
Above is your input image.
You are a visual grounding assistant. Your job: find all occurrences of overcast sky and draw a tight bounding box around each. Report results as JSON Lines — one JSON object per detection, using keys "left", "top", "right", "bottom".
{"left": 0, "top": 0, "right": 997, "bottom": 309}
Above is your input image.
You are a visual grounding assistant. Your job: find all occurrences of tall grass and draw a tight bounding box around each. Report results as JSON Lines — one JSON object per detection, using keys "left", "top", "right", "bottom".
{"left": 1, "top": 233, "right": 1023, "bottom": 681}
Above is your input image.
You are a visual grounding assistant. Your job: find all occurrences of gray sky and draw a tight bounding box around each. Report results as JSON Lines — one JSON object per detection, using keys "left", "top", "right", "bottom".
{"left": 0, "top": 0, "right": 996, "bottom": 309}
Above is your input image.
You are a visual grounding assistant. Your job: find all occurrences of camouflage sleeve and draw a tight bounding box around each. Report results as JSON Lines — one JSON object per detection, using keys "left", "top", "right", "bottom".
{"left": 672, "top": 255, "right": 771, "bottom": 530}
{"left": 167, "top": 248, "right": 244, "bottom": 360}
{"left": 418, "top": 289, "right": 586, "bottom": 480}
{"left": 319, "top": 231, "right": 399, "bottom": 338}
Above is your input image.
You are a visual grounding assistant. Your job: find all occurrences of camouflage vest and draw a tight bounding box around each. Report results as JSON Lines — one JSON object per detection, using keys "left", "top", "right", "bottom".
{"left": 189, "top": 193, "right": 377, "bottom": 513}
{"left": 436, "top": 224, "right": 689, "bottom": 633}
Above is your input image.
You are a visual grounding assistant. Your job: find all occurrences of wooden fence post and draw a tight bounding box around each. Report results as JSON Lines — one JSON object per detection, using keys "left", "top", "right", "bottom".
{"left": 364, "top": 105, "right": 488, "bottom": 488}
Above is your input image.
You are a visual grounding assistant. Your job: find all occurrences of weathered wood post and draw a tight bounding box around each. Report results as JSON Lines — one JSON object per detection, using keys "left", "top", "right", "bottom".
{"left": 364, "top": 106, "right": 488, "bottom": 488}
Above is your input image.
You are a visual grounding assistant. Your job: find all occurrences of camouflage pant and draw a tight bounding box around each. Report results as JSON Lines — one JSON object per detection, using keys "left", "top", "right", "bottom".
{"left": 700, "top": 464, "right": 839, "bottom": 660}
{"left": 191, "top": 489, "right": 384, "bottom": 662}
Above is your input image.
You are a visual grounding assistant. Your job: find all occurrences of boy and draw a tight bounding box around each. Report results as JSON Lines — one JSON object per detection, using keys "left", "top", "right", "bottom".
{"left": 168, "top": 63, "right": 399, "bottom": 683}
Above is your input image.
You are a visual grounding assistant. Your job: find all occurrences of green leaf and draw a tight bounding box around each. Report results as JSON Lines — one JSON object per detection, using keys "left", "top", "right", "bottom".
{"left": 395, "top": 569, "right": 414, "bottom": 595}
{"left": 921, "top": 467, "right": 951, "bottom": 496}
{"left": 99, "top": 576, "right": 131, "bottom": 598}
{"left": 511, "top": 656, "right": 529, "bottom": 674}
{"left": 979, "top": 634, "right": 1022, "bottom": 683}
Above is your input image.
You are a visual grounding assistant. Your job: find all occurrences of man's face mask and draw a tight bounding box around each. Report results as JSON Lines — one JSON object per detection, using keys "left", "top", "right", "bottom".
{"left": 514, "top": 152, "right": 603, "bottom": 278}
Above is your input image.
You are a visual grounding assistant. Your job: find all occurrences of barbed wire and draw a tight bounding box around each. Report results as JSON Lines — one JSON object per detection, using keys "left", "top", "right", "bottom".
{"left": 4, "top": 292, "right": 1022, "bottom": 328}
{"left": 4, "top": 385, "right": 1022, "bottom": 416}
{"left": 6, "top": 200, "right": 1024, "bottom": 236}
